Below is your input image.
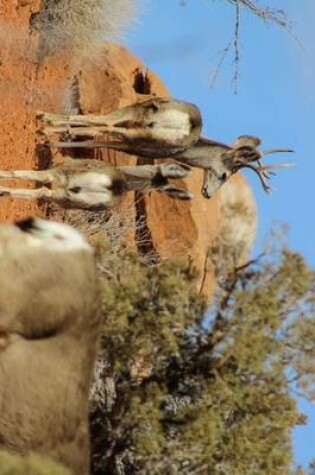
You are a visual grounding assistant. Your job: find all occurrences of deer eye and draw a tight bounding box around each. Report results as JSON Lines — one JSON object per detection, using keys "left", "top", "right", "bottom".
{"left": 221, "top": 172, "right": 227, "bottom": 181}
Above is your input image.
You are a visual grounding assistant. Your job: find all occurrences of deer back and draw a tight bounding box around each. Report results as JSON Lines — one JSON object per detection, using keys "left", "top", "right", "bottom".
{"left": 0, "top": 219, "right": 100, "bottom": 474}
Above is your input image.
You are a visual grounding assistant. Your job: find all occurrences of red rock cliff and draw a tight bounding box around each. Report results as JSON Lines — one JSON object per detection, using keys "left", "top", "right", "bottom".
{"left": 0, "top": 6, "right": 257, "bottom": 298}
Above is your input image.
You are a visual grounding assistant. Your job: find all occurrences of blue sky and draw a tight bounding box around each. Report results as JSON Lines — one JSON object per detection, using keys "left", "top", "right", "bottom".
{"left": 125, "top": 0, "right": 315, "bottom": 470}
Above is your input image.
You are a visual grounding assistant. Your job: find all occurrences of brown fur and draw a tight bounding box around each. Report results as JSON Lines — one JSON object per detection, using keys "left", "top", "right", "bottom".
{"left": 39, "top": 97, "right": 203, "bottom": 157}
{"left": 0, "top": 220, "right": 100, "bottom": 474}
{"left": 0, "top": 160, "right": 127, "bottom": 210}
{"left": 0, "top": 160, "right": 192, "bottom": 207}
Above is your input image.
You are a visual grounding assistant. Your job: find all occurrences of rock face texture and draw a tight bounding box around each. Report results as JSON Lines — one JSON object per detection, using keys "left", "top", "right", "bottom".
{"left": 0, "top": 0, "right": 75, "bottom": 219}
{"left": 0, "top": 8, "right": 257, "bottom": 297}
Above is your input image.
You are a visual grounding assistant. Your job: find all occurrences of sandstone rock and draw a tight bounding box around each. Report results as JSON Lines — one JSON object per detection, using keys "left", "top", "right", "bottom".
{"left": 0, "top": 20, "right": 257, "bottom": 297}
{"left": 0, "top": 0, "right": 74, "bottom": 221}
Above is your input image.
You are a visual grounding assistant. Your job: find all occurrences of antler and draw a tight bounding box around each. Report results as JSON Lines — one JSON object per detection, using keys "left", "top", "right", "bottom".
{"left": 233, "top": 147, "right": 294, "bottom": 193}
{"left": 241, "top": 163, "right": 272, "bottom": 192}
{"left": 261, "top": 148, "right": 295, "bottom": 156}
{"left": 240, "top": 162, "right": 294, "bottom": 193}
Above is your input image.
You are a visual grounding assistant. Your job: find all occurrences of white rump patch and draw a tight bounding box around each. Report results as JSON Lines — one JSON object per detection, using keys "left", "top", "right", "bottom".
{"left": 69, "top": 172, "right": 112, "bottom": 191}
{"left": 155, "top": 110, "right": 191, "bottom": 140}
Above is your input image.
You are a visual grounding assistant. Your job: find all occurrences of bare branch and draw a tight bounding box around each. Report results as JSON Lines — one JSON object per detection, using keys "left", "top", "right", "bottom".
{"left": 209, "top": 0, "right": 291, "bottom": 91}
{"left": 232, "top": 0, "right": 241, "bottom": 93}
{"left": 225, "top": 0, "right": 290, "bottom": 28}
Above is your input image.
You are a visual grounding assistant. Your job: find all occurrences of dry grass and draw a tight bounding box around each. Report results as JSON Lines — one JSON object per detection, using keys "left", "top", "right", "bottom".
{"left": 31, "top": 0, "right": 140, "bottom": 62}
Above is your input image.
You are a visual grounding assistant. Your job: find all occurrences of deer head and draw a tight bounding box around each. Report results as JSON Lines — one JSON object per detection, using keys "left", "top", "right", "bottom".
{"left": 201, "top": 135, "right": 293, "bottom": 199}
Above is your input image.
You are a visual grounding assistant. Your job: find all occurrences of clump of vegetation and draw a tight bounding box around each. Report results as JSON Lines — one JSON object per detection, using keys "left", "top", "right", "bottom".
{"left": 0, "top": 451, "right": 69, "bottom": 475}
{"left": 89, "top": 234, "right": 315, "bottom": 474}
{"left": 30, "top": 0, "right": 139, "bottom": 60}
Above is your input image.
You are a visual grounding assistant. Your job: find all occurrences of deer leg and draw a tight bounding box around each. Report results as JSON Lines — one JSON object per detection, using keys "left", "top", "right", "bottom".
{"left": 38, "top": 112, "right": 113, "bottom": 127}
{"left": 39, "top": 109, "right": 137, "bottom": 137}
{"left": 0, "top": 170, "right": 55, "bottom": 184}
{"left": 118, "top": 168, "right": 152, "bottom": 192}
{"left": 37, "top": 107, "right": 138, "bottom": 127}
{"left": 42, "top": 124, "right": 145, "bottom": 141}
{"left": 119, "top": 164, "right": 191, "bottom": 194}
{"left": 159, "top": 163, "right": 191, "bottom": 179}
{"left": 0, "top": 187, "right": 62, "bottom": 201}
{"left": 42, "top": 126, "right": 108, "bottom": 137}
{"left": 50, "top": 140, "right": 137, "bottom": 155}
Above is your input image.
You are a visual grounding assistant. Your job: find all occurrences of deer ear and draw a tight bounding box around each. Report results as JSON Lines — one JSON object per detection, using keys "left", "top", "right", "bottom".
{"left": 232, "top": 135, "right": 261, "bottom": 148}
{"left": 159, "top": 185, "right": 193, "bottom": 200}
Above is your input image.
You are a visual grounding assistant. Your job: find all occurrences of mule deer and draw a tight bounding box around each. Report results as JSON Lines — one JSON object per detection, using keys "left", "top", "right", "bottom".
{"left": 44, "top": 104, "right": 293, "bottom": 198}
{"left": 119, "top": 162, "right": 192, "bottom": 200}
{"left": 0, "top": 160, "right": 192, "bottom": 209}
{"left": 38, "top": 97, "right": 202, "bottom": 157}
{"left": 173, "top": 135, "right": 294, "bottom": 198}
{"left": 0, "top": 218, "right": 100, "bottom": 474}
{"left": 54, "top": 134, "right": 293, "bottom": 198}
{"left": 0, "top": 160, "right": 127, "bottom": 210}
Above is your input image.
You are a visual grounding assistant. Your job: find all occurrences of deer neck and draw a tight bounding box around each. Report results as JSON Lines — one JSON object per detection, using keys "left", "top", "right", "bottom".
{"left": 175, "top": 138, "right": 231, "bottom": 170}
